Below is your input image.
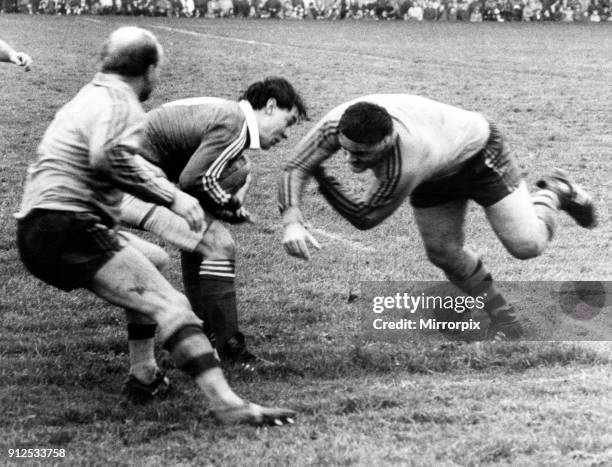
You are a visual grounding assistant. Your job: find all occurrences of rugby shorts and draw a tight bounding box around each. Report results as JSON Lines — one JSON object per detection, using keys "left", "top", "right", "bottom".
{"left": 17, "top": 209, "right": 122, "bottom": 291}
{"left": 410, "top": 123, "right": 521, "bottom": 208}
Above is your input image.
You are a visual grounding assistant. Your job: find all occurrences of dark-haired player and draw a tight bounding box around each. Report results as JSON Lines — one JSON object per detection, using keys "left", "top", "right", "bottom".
{"left": 279, "top": 95, "right": 597, "bottom": 340}
{"left": 120, "top": 77, "right": 307, "bottom": 368}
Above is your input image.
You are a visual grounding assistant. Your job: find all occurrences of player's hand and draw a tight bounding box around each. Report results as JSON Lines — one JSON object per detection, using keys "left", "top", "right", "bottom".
{"left": 235, "top": 206, "right": 254, "bottom": 223}
{"left": 282, "top": 222, "right": 321, "bottom": 260}
{"left": 170, "top": 190, "right": 204, "bottom": 232}
{"left": 213, "top": 401, "right": 296, "bottom": 427}
{"left": 213, "top": 207, "right": 253, "bottom": 224}
{"left": 234, "top": 174, "right": 252, "bottom": 206}
{"left": 10, "top": 51, "right": 32, "bottom": 71}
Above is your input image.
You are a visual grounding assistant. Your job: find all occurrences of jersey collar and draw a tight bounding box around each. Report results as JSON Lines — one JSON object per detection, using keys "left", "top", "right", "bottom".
{"left": 238, "top": 100, "right": 260, "bottom": 150}
{"left": 92, "top": 72, "right": 138, "bottom": 99}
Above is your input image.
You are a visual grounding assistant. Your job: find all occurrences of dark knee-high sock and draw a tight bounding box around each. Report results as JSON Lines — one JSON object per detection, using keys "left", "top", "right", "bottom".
{"left": 181, "top": 251, "right": 217, "bottom": 346}
{"left": 447, "top": 260, "right": 516, "bottom": 322}
{"left": 198, "top": 258, "right": 239, "bottom": 351}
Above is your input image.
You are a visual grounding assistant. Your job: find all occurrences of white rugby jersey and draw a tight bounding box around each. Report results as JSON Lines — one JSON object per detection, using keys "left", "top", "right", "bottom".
{"left": 16, "top": 73, "right": 175, "bottom": 224}
{"left": 279, "top": 94, "right": 490, "bottom": 228}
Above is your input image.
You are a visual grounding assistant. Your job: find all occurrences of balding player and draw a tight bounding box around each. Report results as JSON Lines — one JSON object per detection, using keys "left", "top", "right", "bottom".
{"left": 16, "top": 26, "right": 295, "bottom": 426}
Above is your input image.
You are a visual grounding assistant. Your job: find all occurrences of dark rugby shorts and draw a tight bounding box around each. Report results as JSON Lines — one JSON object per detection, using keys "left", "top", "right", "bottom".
{"left": 17, "top": 209, "right": 122, "bottom": 291}
{"left": 410, "top": 123, "right": 521, "bottom": 208}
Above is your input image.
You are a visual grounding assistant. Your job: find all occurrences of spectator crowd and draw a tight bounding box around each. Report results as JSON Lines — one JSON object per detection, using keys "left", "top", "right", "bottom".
{"left": 1, "top": 0, "right": 611, "bottom": 22}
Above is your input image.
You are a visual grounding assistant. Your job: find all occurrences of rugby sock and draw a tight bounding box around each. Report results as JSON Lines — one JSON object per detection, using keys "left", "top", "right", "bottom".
{"left": 198, "top": 259, "right": 240, "bottom": 353}
{"left": 448, "top": 260, "right": 517, "bottom": 323}
{"left": 127, "top": 322, "right": 158, "bottom": 383}
{"left": 532, "top": 189, "right": 559, "bottom": 241}
{"left": 180, "top": 251, "right": 216, "bottom": 346}
{"left": 162, "top": 324, "right": 242, "bottom": 407}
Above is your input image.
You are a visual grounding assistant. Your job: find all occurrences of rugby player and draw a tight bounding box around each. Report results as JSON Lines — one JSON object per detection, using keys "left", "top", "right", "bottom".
{"left": 16, "top": 26, "right": 295, "bottom": 426}
{"left": 278, "top": 96, "right": 597, "bottom": 340}
{"left": 0, "top": 38, "right": 32, "bottom": 69}
{"left": 120, "top": 77, "right": 307, "bottom": 369}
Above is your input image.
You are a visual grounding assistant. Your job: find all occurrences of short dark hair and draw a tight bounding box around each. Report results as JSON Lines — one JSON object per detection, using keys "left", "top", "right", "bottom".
{"left": 100, "top": 27, "right": 162, "bottom": 77}
{"left": 338, "top": 102, "right": 393, "bottom": 145}
{"left": 240, "top": 77, "right": 307, "bottom": 120}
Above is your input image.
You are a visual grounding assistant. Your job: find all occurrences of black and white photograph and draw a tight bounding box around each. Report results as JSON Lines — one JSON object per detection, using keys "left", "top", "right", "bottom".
{"left": 1, "top": 4, "right": 611, "bottom": 465}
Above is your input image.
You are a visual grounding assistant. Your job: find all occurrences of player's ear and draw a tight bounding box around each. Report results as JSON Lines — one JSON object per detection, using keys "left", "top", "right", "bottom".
{"left": 385, "top": 128, "right": 398, "bottom": 146}
{"left": 265, "top": 98, "right": 277, "bottom": 114}
{"left": 145, "top": 63, "right": 158, "bottom": 83}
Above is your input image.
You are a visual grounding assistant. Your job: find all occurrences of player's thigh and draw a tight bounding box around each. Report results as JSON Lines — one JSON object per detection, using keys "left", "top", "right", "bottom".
{"left": 118, "top": 230, "right": 167, "bottom": 324}
{"left": 194, "top": 219, "right": 235, "bottom": 259}
{"left": 413, "top": 200, "right": 469, "bottom": 256}
{"left": 118, "top": 230, "right": 168, "bottom": 271}
{"left": 484, "top": 181, "right": 547, "bottom": 258}
{"left": 88, "top": 245, "right": 196, "bottom": 335}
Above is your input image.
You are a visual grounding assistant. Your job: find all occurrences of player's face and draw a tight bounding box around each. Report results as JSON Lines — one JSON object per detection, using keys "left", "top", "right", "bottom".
{"left": 339, "top": 133, "right": 394, "bottom": 173}
{"left": 259, "top": 102, "right": 299, "bottom": 150}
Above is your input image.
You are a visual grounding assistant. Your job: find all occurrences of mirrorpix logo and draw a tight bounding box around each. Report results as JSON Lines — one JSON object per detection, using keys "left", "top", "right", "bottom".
{"left": 558, "top": 281, "right": 607, "bottom": 320}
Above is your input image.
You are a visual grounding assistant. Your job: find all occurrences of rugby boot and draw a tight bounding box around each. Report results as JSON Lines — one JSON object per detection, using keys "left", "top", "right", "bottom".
{"left": 218, "top": 333, "right": 277, "bottom": 372}
{"left": 487, "top": 306, "right": 524, "bottom": 341}
{"left": 124, "top": 370, "right": 171, "bottom": 399}
{"left": 536, "top": 168, "right": 597, "bottom": 228}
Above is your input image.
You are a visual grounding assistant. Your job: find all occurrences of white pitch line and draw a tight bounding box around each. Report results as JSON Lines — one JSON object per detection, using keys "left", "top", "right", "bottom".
{"left": 311, "top": 228, "right": 375, "bottom": 253}
{"left": 152, "top": 24, "right": 272, "bottom": 47}
{"left": 80, "top": 17, "right": 103, "bottom": 24}
{"left": 151, "top": 24, "right": 403, "bottom": 64}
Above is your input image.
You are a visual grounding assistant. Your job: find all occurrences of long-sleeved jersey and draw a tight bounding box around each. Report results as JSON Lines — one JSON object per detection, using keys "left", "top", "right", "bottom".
{"left": 16, "top": 73, "right": 175, "bottom": 224}
{"left": 278, "top": 94, "right": 490, "bottom": 230}
{"left": 141, "top": 97, "right": 260, "bottom": 210}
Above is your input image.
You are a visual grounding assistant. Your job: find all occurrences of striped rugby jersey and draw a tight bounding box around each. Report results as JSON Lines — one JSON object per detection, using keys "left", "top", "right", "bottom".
{"left": 141, "top": 98, "right": 260, "bottom": 208}
{"left": 16, "top": 73, "right": 175, "bottom": 224}
{"left": 279, "top": 94, "right": 490, "bottom": 229}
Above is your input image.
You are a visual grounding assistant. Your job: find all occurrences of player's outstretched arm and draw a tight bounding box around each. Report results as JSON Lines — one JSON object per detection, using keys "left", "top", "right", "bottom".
{"left": 315, "top": 166, "right": 402, "bottom": 231}
{"left": 0, "top": 39, "right": 32, "bottom": 70}
{"left": 278, "top": 117, "right": 341, "bottom": 260}
{"left": 178, "top": 123, "right": 247, "bottom": 211}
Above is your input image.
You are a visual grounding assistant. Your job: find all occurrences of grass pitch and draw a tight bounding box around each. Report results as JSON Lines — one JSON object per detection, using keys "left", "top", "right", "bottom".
{"left": 1, "top": 16, "right": 611, "bottom": 466}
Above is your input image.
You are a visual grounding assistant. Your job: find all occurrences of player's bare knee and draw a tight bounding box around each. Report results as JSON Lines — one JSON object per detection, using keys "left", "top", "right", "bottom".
{"left": 166, "top": 289, "right": 192, "bottom": 312}
{"left": 206, "top": 234, "right": 235, "bottom": 259}
{"left": 219, "top": 235, "right": 235, "bottom": 258}
{"left": 506, "top": 239, "right": 545, "bottom": 260}
{"left": 424, "top": 244, "right": 463, "bottom": 270}
{"left": 199, "top": 223, "right": 235, "bottom": 260}
{"left": 120, "top": 232, "right": 170, "bottom": 272}
{"left": 149, "top": 245, "right": 170, "bottom": 272}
